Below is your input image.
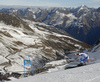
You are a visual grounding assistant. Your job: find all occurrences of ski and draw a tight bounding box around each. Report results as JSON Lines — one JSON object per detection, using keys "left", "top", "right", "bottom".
{"left": 65, "top": 62, "right": 95, "bottom": 70}
{"left": 65, "top": 64, "right": 84, "bottom": 70}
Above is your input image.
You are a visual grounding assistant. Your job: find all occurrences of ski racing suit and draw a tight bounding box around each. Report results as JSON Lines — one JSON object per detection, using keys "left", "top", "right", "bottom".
{"left": 79, "top": 53, "right": 89, "bottom": 64}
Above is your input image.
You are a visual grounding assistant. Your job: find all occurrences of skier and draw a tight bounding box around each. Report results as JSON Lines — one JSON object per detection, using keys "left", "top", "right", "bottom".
{"left": 65, "top": 52, "right": 89, "bottom": 70}
{"left": 75, "top": 53, "right": 89, "bottom": 66}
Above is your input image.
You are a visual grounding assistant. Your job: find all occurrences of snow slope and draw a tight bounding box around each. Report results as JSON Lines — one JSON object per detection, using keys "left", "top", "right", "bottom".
{"left": 9, "top": 45, "right": 100, "bottom": 82}
{"left": 10, "top": 61, "right": 100, "bottom": 82}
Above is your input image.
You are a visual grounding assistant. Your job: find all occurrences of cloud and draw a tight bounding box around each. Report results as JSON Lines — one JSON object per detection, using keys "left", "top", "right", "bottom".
{"left": 0, "top": 0, "right": 62, "bottom": 7}
{"left": 0, "top": 0, "right": 99, "bottom": 8}
{"left": 92, "top": 0, "right": 100, "bottom": 1}
{"left": 26, "top": 0, "right": 64, "bottom": 7}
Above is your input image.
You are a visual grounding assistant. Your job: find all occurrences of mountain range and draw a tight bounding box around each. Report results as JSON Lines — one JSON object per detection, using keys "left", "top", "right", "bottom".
{"left": 0, "top": 5, "right": 99, "bottom": 45}
{"left": 0, "top": 5, "right": 100, "bottom": 80}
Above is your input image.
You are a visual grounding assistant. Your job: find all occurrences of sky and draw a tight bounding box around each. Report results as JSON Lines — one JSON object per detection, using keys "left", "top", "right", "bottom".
{"left": 0, "top": 0, "right": 100, "bottom": 8}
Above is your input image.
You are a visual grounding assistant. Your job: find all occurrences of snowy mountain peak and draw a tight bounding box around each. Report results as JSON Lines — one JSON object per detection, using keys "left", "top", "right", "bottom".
{"left": 81, "top": 4, "right": 87, "bottom": 7}
{"left": 80, "top": 4, "right": 88, "bottom": 8}
{"left": 78, "top": 5, "right": 89, "bottom": 12}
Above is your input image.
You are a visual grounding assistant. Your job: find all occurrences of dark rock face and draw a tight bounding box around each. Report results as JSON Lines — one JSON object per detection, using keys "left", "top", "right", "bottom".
{"left": 66, "top": 12, "right": 100, "bottom": 45}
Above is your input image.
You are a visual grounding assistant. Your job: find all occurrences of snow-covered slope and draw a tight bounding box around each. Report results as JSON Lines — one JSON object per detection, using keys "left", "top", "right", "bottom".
{"left": 10, "top": 62, "right": 100, "bottom": 82}
{"left": 87, "top": 39, "right": 100, "bottom": 60}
